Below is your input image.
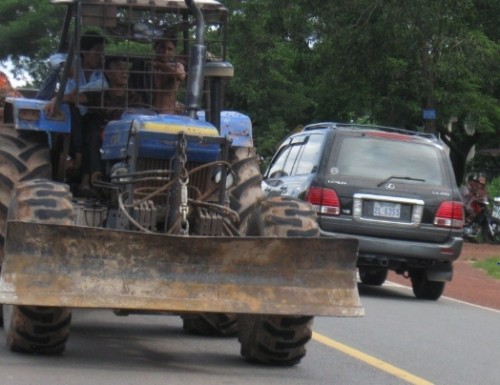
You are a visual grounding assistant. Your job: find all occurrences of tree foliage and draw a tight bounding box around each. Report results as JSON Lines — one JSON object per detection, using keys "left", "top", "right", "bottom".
{"left": 316, "top": 0, "right": 500, "bottom": 183}
{"left": 224, "top": 0, "right": 500, "bottom": 182}
{"left": 0, "top": 0, "right": 499, "bottom": 182}
{"left": 0, "top": 0, "right": 64, "bottom": 85}
{"left": 223, "top": 0, "right": 317, "bottom": 157}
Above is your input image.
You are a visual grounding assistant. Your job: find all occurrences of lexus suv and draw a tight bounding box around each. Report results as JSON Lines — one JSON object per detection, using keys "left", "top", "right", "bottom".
{"left": 262, "top": 122, "right": 464, "bottom": 300}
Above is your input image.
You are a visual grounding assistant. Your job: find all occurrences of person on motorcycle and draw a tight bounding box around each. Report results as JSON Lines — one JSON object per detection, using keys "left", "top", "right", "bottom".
{"left": 462, "top": 176, "right": 478, "bottom": 223}
{"left": 464, "top": 176, "right": 489, "bottom": 224}
{"left": 462, "top": 175, "right": 500, "bottom": 243}
{"left": 476, "top": 176, "right": 489, "bottom": 199}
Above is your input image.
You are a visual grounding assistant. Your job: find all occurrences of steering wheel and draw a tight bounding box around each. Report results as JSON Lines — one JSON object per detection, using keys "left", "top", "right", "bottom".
{"left": 125, "top": 103, "right": 158, "bottom": 115}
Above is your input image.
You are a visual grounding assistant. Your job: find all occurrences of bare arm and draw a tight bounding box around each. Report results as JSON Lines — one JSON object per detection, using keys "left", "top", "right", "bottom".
{"left": 44, "top": 90, "right": 89, "bottom": 115}
{"left": 152, "top": 60, "right": 186, "bottom": 86}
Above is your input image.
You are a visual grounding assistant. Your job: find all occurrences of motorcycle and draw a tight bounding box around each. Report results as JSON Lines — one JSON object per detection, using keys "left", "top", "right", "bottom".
{"left": 463, "top": 197, "right": 500, "bottom": 244}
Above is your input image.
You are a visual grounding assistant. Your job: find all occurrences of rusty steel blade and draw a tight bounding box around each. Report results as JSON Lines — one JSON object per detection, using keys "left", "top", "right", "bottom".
{"left": 0, "top": 221, "right": 363, "bottom": 317}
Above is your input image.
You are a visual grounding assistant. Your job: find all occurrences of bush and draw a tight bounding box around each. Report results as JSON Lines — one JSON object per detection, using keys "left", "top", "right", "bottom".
{"left": 487, "top": 177, "right": 500, "bottom": 201}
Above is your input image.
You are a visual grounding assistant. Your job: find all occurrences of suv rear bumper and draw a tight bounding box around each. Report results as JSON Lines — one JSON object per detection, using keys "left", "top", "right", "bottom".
{"left": 319, "top": 229, "right": 463, "bottom": 265}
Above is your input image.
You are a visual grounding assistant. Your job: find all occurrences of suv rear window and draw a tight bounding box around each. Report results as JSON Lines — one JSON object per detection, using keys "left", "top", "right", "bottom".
{"left": 333, "top": 134, "right": 445, "bottom": 185}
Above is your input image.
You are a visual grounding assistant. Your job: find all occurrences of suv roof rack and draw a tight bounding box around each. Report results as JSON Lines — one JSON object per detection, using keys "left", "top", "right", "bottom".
{"left": 302, "top": 122, "right": 437, "bottom": 140}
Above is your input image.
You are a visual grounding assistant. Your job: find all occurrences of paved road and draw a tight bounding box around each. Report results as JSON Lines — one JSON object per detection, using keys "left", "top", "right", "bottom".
{"left": 0, "top": 283, "right": 498, "bottom": 385}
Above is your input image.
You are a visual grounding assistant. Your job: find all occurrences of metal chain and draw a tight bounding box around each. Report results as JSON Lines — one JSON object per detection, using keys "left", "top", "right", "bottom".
{"left": 178, "top": 133, "right": 190, "bottom": 235}
{"left": 178, "top": 134, "right": 189, "bottom": 184}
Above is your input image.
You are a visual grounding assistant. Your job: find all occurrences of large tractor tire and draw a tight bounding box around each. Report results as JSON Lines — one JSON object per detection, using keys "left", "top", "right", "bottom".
{"left": 0, "top": 126, "right": 51, "bottom": 327}
{"left": 3, "top": 179, "right": 73, "bottom": 354}
{"left": 181, "top": 313, "right": 239, "bottom": 337}
{"left": 227, "top": 146, "right": 263, "bottom": 233}
{"left": 182, "top": 146, "right": 262, "bottom": 337}
{"left": 0, "top": 126, "right": 51, "bottom": 263}
{"left": 237, "top": 196, "right": 318, "bottom": 366}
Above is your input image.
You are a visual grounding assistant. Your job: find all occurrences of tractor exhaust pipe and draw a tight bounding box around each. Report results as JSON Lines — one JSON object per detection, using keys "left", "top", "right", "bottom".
{"left": 184, "top": 0, "right": 207, "bottom": 118}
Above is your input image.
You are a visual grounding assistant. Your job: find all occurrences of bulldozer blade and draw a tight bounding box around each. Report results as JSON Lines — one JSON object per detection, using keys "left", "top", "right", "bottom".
{"left": 0, "top": 221, "right": 363, "bottom": 317}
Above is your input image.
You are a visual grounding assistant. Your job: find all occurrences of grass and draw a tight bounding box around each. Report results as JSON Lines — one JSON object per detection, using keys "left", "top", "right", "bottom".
{"left": 473, "top": 257, "right": 500, "bottom": 280}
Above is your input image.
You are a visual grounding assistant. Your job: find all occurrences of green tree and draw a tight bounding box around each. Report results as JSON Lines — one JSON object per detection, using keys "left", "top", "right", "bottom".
{"left": 223, "top": 0, "right": 317, "bottom": 160}
{"left": 298, "top": 0, "right": 500, "bottom": 183}
{"left": 1, "top": 0, "right": 499, "bottom": 183}
{"left": 0, "top": 0, "right": 64, "bottom": 85}
{"left": 223, "top": 1, "right": 499, "bottom": 179}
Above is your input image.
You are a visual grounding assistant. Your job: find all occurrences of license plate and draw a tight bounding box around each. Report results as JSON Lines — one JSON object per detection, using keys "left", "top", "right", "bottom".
{"left": 373, "top": 201, "right": 401, "bottom": 218}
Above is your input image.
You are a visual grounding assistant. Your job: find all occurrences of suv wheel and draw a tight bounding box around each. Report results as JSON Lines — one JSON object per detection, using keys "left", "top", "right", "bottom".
{"left": 359, "top": 267, "right": 388, "bottom": 286}
{"left": 483, "top": 221, "right": 500, "bottom": 244}
{"left": 410, "top": 269, "right": 445, "bottom": 300}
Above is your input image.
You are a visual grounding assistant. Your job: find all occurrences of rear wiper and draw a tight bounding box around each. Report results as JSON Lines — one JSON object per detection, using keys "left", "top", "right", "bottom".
{"left": 377, "top": 175, "right": 426, "bottom": 187}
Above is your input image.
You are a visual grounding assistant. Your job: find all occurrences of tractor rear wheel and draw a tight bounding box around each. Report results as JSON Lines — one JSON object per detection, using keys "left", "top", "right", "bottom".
{"left": 181, "top": 313, "right": 239, "bottom": 337}
{"left": 3, "top": 179, "right": 73, "bottom": 354}
{"left": 237, "top": 196, "right": 318, "bottom": 366}
{"left": 181, "top": 146, "right": 262, "bottom": 337}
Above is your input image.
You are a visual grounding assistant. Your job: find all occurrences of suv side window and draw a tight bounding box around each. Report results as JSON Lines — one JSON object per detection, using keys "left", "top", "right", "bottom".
{"left": 267, "top": 133, "right": 324, "bottom": 178}
{"left": 267, "top": 146, "right": 292, "bottom": 178}
{"left": 294, "top": 134, "right": 324, "bottom": 175}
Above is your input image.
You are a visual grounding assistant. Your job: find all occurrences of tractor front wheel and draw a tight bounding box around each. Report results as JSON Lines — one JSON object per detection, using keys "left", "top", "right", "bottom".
{"left": 0, "top": 125, "right": 51, "bottom": 327}
{"left": 237, "top": 196, "right": 318, "bottom": 366}
{"left": 181, "top": 146, "right": 262, "bottom": 337}
{"left": 3, "top": 179, "right": 73, "bottom": 354}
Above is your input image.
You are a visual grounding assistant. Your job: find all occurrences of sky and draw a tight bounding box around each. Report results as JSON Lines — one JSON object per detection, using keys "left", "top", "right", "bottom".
{"left": 0, "top": 60, "right": 31, "bottom": 88}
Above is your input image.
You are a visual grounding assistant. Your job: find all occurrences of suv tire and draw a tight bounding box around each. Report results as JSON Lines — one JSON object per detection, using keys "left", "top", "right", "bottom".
{"left": 410, "top": 269, "right": 445, "bottom": 300}
{"left": 359, "top": 267, "right": 388, "bottom": 286}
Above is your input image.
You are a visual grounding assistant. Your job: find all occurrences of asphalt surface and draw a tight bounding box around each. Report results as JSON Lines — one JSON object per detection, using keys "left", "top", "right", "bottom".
{"left": 0, "top": 282, "right": 498, "bottom": 385}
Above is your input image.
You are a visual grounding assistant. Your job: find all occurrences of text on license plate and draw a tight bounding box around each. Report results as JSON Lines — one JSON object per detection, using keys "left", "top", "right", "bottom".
{"left": 373, "top": 201, "right": 401, "bottom": 218}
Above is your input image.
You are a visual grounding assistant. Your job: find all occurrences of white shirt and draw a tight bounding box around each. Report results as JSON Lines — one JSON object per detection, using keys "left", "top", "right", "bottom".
{"left": 65, "top": 63, "right": 105, "bottom": 114}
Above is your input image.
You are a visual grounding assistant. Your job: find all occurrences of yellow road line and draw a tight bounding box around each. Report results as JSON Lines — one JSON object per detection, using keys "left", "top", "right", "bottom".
{"left": 312, "top": 332, "right": 434, "bottom": 385}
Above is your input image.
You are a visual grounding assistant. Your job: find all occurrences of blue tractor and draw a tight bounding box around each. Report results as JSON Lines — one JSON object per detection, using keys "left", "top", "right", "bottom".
{"left": 0, "top": 0, "right": 362, "bottom": 365}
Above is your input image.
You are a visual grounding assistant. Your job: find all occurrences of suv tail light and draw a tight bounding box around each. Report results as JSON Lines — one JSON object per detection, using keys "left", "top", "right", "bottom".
{"left": 305, "top": 187, "right": 340, "bottom": 215}
{"left": 434, "top": 201, "right": 464, "bottom": 228}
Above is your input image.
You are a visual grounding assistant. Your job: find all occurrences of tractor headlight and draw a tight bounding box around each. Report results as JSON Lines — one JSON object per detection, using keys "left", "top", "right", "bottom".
{"left": 213, "top": 169, "right": 235, "bottom": 189}
{"left": 110, "top": 162, "right": 131, "bottom": 183}
{"left": 19, "top": 108, "right": 40, "bottom": 121}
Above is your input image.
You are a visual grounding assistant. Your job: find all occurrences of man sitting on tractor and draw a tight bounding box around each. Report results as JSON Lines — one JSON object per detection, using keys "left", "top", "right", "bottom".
{"left": 49, "top": 56, "right": 144, "bottom": 196}
{"left": 129, "top": 33, "right": 186, "bottom": 114}
{"left": 45, "top": 32, "right": 107, "bottom": 176}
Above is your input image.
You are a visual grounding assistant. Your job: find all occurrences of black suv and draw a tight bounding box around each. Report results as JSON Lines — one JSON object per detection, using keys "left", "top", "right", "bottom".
{"left": 263, "top": 122, "right": 464, "bottom": 300}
